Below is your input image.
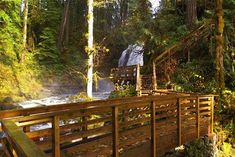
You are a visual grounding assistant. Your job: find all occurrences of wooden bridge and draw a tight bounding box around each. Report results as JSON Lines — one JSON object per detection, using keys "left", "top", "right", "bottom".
{"left": 0, "top": 94, "right": 215, "bottom": 157}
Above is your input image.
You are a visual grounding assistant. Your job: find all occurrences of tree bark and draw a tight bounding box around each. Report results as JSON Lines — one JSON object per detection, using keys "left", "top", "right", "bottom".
{"left": 65, "top": 2, "right": 70, "bottom": 46}
{"left": 58, "top": 0, "right": 71, "bottom": 52}
{"left": 215, "top": 0, "right": 225, "bottom": 89}
{"left": 120, "top": 0, "right": 128, "bottom": 23}
{"left": 21, "top": 0, "right": 28, "bottom": 63}
{"left": 87, "top": 0, "right": 94, "bottom": 98}
{"left": 186, "top": 0, "right": 197, "bottom": 29}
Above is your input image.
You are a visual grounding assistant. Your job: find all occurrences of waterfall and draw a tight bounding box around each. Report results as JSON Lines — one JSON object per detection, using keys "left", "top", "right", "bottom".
{"left": 118, "top": 44, "right": 144, "bottom": 67}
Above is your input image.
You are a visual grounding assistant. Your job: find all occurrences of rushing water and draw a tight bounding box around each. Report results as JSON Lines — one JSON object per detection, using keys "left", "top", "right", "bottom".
{"left": 17, "top": 91, "right": 111, "bottom": 132}
{"left": 17, "top": 79, "right": 114, "bottom": 109}
{"left": 16, "top": 79, "right": 114, "bottom": 132}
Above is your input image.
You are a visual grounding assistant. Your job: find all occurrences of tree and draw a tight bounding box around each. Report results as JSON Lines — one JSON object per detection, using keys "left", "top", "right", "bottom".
{"left": 57, "top": 0, "right": 71, "bottom": 52}
{"left": 21, "top": 0, "right": 28, "bottom": 63}
{"left": 87, "top": 0, "right": 94, "bottom": 98}
{"left": 186, "top": 0, "right": 197, "bottom": 29}
{"left": 215, "top": 0, "right": 225, "bottom": 89}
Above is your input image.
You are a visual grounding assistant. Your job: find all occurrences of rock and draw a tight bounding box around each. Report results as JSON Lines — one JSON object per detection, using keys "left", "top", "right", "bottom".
{"left": 2, "top": 97, "right": 13, "bottom": 104}
{"left": 0, "top": 97, "right": 21, "bottom": 110}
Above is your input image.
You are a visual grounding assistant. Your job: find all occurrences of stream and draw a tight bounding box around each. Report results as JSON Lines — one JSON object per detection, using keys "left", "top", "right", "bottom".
{"left": 16, "top": 91, "right": 111, "bottom": 132}
{"left": 17, "top": 78, "right": 114, "bottom": 109}
{"left": 17, "top": 92, "right": 111, "bottom": 109}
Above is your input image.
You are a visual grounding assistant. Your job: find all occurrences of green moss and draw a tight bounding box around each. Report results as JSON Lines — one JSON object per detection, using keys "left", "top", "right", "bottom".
{"left": 109, "top": 85, "right": 136, "bottom": 99}
{"left": 69, "top": 92, "right": 93, "bottom": 102}
{"left": 218, "top": 142, "right": 234, "bottom": 157}
{"left": 183, "top": 138, "right": 213, "bottom": 157}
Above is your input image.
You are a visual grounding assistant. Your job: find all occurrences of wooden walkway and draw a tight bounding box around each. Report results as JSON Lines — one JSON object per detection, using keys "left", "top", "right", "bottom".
{"left": 0, "top": 94, "right": 214, "bottom": 157}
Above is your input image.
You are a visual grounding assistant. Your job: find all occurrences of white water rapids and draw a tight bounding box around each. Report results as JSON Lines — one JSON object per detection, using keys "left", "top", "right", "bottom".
{"left": 17, "top": 79, "right": 114, "bottom": 109}
{"left": 17, "top": 92, "right": 111, "bottom": 109}
{"left": 15, "top": 79, "right": 114, "bottom": 132}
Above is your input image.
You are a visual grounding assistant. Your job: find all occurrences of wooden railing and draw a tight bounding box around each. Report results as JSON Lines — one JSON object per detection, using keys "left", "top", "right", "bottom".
{"left": 110, "top": 65, "right": 139, "bottom": 83}
{"left": 110, "top": 65, "right": 157, "bottom": 96}
{"left": 153, "top": 23, "right": 211, "bottom": 65}
{"left": 0, "top": 94, "right": 215, "bottom": 157}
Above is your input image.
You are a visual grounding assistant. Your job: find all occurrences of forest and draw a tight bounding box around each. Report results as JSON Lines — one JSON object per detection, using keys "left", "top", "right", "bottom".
{"left": 0, "top": 0, "right": 235, "bottom": 156}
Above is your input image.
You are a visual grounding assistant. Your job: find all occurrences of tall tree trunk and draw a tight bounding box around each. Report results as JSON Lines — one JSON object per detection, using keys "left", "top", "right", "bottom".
{"left": 21, "top": 0, "right": 28, "bottom": 63}
{"left": 120, "top": 0, "right": 128, "bottom": 23}
{"left": 58, "top": 0, "right": 70, "bottom": 52}
{"left": 186, "top": 0, "right": 197, "bottom": 29}
{"left": 65, "top": 4, "right": 70, "bottom": 46}
{"left": 215, "top": 0, "right": 225, "bottom": 89}
{"left": 87, "top": 0, "right": 94, "bottom": 98}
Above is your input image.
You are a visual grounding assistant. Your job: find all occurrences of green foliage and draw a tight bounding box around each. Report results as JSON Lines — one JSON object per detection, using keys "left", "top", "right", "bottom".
{"left": 218, "top": 142, "right": 234, "bottom": 157}
{"left": 69, "top": 92, "right": 93, "bottom": 102}
{"left": 183, "top": 138, "right": 213, "bottom": 157}
{"left": 0, "top": 54, "right": 43, "bottom": 103}
{"left": 37, "top": 27, "right": 59, "bottom": 62}
{"left": 109, "top": 85, "right": 136, "bottom": 99}
{"left": 0, "top": 0, "right": 22, "bottom": 64}
{"left": 0, "top": 0, "right": 43, "bottom": 104}
{"left": 214, "top": 89, "right": 235, "bottom": 156}
{"left": 172, "top": 60, "right": 217, "bottom": 93}
{"left": 32, "top": 0, "right": 62, "bottom": 63}
{"left": 221, "top": 90, "right": 235, "bottom": 111}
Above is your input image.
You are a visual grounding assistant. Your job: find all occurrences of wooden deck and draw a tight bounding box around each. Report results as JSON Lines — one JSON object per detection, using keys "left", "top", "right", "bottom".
{"left": 0, "top": 94, "right": 214, "bottom": 157}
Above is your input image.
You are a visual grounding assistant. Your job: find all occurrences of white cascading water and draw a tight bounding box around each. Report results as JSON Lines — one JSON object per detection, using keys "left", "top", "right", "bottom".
{"left": 118, "top": 44, "right": 144, "bottom": 67}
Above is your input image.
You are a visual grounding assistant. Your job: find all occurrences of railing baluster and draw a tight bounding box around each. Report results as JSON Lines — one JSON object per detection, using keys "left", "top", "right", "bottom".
{"left": 52, "top": 116, "right": 60, "bottom": 157}
{"left": 82, "top": 109, "right": 88, "bottom": 140}
{"left": 210, "top": 96, "right": 214, "bottom": 135}
{"left": 151, "top": 101, "right": 157, "bottom": 157}
{"left": 1, "top": 120, "right": 47, "bottom": 157}
{"left": 196, "top": 96, "right": 200, "bottom": 138}
{"left": 177, "top": 98, "right": 181, "bottom": 146}
{"left": 112, "top": 106, "right": 119, "bottom": 157}
{"left": 1, "top": 138, "right": 14, "bottom": 157}
{"left": 23, "top": 113, "right": 30, "bottom": 133}
{"left": 152, "top": 62, "right": 157, "bottom": 91}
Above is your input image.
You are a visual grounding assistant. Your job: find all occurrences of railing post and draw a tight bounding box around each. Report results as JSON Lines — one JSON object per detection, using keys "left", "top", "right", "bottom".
{"left": 52, "top": 116, "right": 60, "bottom": 157}
{"left": 112, "top": 106, "right": 119, "bottom": 157}
{"left": 136, "top": 64, "right": 141, "bottom": 96}
{"left": 151, "top": 101, "right": 157, "bottom": 157}
{"left": 196, "top": 96, "right": 200, "bottom": 138}
{"left": 152, "top": 62, "right": 157, "bottom": 91}
{"left": 210, "top": 96, "right": 214, "bottom": 135}
{"left": 177, "top": 98, "right": 181, "bottom": 146}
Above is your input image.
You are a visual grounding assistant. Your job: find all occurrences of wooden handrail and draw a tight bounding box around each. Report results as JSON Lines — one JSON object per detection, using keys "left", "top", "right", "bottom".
{"left": 0, "top": 94, "right": 178, "bottom": 119}
{"left": 1, "top": 120, "right": 47, "bottom": 157}
{"left": 2, "top": 95, "right": 209, "bottom": 124}
{"left": 0, "top": 94, "right": 195, "bottom": 120}
{"left": 153, "top": 23, "right": 210, "bottom": 65}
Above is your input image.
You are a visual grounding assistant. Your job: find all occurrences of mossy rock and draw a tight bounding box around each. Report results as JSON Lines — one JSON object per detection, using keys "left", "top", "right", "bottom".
{"left": 0, "top": 97, "right": 21, "bottom": 111}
